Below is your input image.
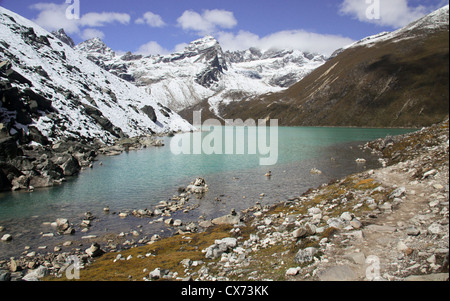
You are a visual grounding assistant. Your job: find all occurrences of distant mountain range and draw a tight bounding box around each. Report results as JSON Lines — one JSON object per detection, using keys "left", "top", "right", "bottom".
{"left": 0, "top": 6, "right": 193, "bottom": 147}
{"left": 72, "top": 35, "right": 326, "bottom": 124}
{"left": 1, "top": 4, "right": 448, "bottom": 148}
{"left": 218, "top": 5, "right": 449, "bottom": 128}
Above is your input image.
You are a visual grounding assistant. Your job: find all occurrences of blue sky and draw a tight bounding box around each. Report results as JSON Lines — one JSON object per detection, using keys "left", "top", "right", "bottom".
{"left": 1, "top": 0, "right": 448, "bottom": 55}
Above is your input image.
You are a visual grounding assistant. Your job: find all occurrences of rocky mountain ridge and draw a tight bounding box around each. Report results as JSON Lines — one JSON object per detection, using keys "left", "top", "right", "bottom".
{"left": 73, "top": 35, "right": 326, "bottom": 115}
{"left": 219, "top": 5, "right": 449, "bottom": 128}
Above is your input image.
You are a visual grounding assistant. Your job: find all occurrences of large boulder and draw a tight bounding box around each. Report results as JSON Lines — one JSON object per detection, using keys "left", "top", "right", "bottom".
{"left": 0, "top": 137, "right": 18, "bottom": 160}
{"left": 22, "top": 265, "right": 48, "bottom": 281}
{"left": 60, "top": 155, "right": 81, "bottom": 176}
{"left": 186, "top": 177, "right": 208, "bottom": 194}
{"left": 204, "top": 237, "right": 237, "bottom": 259}
{"left": 294, "top": 247, "right": 318, "bottom": 264}
{"left": 85, "top": 243, "right": 105, "bottom": 258}
{"left": 141, "top": 105, "right": 157, "bottom": 123}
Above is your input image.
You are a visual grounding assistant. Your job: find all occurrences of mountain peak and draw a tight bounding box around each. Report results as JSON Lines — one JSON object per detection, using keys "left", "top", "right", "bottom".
{"left": 346, "top": 5, "right": 449, "bottom": 50}
{"left": 402, "top": 4, "right": 449, "bottom": 33}
{"left": 75, "top": 37, "right": 115, "bottom": 59}
{"left": 51, "top": 28, "right": 75, "bottom": 48}
{"left": 186, "top": 35, "right": 221, "bottom": 53}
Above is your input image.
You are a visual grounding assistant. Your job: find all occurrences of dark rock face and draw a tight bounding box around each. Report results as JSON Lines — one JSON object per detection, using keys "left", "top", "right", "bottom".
{"left": 195, "top": 55, "right": 227, "bottom": 88}
{"left": 0, "top": 137, "right": 18, "bottom": 160}
{"left": 60, "top": 155, "right": 81, "bottom": 177}
{"left": 141, "top": 105, "right": 157, "bottom": 123}
{"left": 51, "top": 28, "right": 75, "bottom": 48}
{"left": 82, "top": 103, "right": 125, "bottom": 138}
{"left": 0, "top": 136, "right": 102, "bottom": 191}
{"left": 121, "top": 52, "right": 143, "bottom": 61}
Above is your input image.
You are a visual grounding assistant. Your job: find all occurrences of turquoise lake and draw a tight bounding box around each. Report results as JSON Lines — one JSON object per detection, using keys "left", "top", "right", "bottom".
{"left": 0, "top": 126, "right": 415, "bottom": 258}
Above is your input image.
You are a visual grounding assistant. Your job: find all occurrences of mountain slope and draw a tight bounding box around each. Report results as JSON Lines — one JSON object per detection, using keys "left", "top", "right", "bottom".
{"left": 0, "top": 6, "right": 193, "bottom": 191}
{"left": 220, "top": 5, "right": 449, "bottom": 128}
{"left": 0, "top": 6, "right": 193, "bottom": 145}
{"left": 75, "top": 35, "right": 326, "bottom": 118}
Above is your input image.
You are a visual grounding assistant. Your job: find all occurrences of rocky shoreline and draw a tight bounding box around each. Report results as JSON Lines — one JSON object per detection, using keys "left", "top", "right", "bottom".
{"left": 0, "top": 130, "right": 170, "bottom": 192}
{"left": 0, "top": 119, "right": 448, "bottom": 281}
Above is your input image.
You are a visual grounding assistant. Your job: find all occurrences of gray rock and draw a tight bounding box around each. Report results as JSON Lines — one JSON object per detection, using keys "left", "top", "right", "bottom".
{"left": 428, "top": 223, "right": 446, "bottom": 235}
{"left": 204, "top": 237, "right": 237, "bottom": 259}
{"left": 317, "top": 265, "right": 359, "bottom": 281}
{"left": 56, "top": 218, "right": 70, "bottom": 232}
{"left": 1, "top": 234, "right": 12, "bottom": 241}
{"left": 389, "top": 187, "right": 406, "bottom": 199}
{"left": 180, "top": 259, "right": 192, "bottom": 268}
{"left": 327, "top": 218, "right": 345, "bottom": 229}
{"left": 344, "top": 252, "right": 366, "bottom": 265}
{"left": 379, "top": 202, "right": 393, "bottom": 211}
{"left": 292, "top": 228, "right": 307, "bottom": 239}
{"left": 199, "top": 220, "right": 214, "bottom": 228}
{"left": 60, "top": 155, "right": 81, "bottom": 176}
{"left": 0, "top": 270, "right": 11, "bottom": 281}
{"left": 85, "top": 243, "right": 105, "bottom": 257}
{"left": 340, "top": 212, "right": 353, "bottom": 221}
{"left": 212, "top": 212, "right": 242, "bottom": 225}
{"left": 406, "top": 226, "right": 421, "bottom": 236}
{"left": 365, "top": 224, "right": 396, "bottom": 233}
{"left": 294, "top": 247, "right": 318, "bottom": 264}
{"left": 350, "top": 219, "right": 362, "bottom": 229}
{"left": 149, "top": 268, "right": 161, "bottom": 280}
{"left": 22, "top": 265, "right": 48, "bottom": 281}
{"left": 285, "top": 267, "right": 301, "bottom": 276}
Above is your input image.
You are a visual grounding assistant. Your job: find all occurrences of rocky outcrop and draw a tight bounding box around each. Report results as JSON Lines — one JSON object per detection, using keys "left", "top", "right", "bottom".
{"left": 51, "top": 29, "right": 75, "bottom": 48}
{"left": 186, "top": 177, "right": 209, "bottom": 194}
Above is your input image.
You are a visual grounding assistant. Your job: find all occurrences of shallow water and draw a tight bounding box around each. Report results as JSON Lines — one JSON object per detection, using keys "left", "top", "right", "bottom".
{"left": 0, "top": 127, "right": 415, "bottom": 259}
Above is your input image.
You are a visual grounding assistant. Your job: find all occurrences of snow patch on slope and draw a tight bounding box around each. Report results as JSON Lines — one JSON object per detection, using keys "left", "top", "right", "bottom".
{"left": 0, "top": 6, "right": 193, "bottom": 144}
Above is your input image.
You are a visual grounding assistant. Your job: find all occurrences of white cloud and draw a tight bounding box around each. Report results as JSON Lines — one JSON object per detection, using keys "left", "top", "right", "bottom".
{"left": 30, "top": 3, "right": 80, "bottom": 34}
{"left": 203, "top": 9, "right": 238, "bottom": 29}
{"left": 339, "top": 0, "right": 432, "bottom": 28}
{"left": 135, "top": 11, "right": 166, "bottom": 27}
{"left": 135, "top": 41, "right": 189, "bottom": 56}
{"left": 30, "top": 2, "right": 130, "bottom": 40}
{"left": 135, "top": 41, "right": 170, "bottom": 56}
{"left": 81, "top": 28, "right": 105, "bottom": 40}
{"left": 217, "top": 30, "right": 355, "bottom": 56}
{"left": 174, "top": 42, "right": 189, "bottom": 52}
{"left": 177, "top": 9, "right": 237, "bottom": 34}
{"left": 80, "top": 12, "right": 130, "bottom": 27}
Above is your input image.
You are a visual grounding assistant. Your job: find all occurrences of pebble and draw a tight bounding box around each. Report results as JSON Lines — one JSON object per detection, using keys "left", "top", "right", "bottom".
{"left": 286, "top": 267, "right": 301, "bottom": 276}
{"left": 349, "top": 219, "right": 362, "bottom": 229}
{"left": 406, "top": 227, "right": 420, "bottom": 236}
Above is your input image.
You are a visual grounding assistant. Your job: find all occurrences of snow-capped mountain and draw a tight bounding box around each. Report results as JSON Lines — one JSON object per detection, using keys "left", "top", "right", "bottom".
{"left": 221, "top": 5, "right": 449, "bottom": 128}
{"left": 74, "top": 35, "right": 326, "bottom": 117}
{"left": 0, "top": 6, "right": 193, "bottom": 146}
{"left": 331, "top": 4, "right": 450, "bottom": 57}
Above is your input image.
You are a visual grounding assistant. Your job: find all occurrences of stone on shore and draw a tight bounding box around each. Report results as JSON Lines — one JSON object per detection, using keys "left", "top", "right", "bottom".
{"left": 317, "top": 265, "right": 359, "bottom": 281}
{"left": 212, "top": 209, "right": 242, "bottom": 225}
{"left": 22, "top": 265, "right": 48, "bottom": 281}
{"left": 85, "top": 243, "right": 105, "bottom": 258}
{"left": 1, "top": 234, "right": 12, "bottom": 242}
{"left": 294, "top": 247, "right": 318, "bottom": 264}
